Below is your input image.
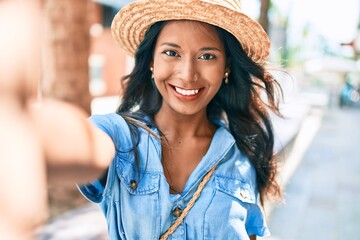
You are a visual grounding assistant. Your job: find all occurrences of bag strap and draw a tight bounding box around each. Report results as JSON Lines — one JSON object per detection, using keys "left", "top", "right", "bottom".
{"left": 160, "top": 163, "right": 218, "bottom": 240}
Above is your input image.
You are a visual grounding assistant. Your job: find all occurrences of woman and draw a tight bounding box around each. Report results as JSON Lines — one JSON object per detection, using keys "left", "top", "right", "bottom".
{"left": 77, "top": 0, "right": 282, "bottom": 239}
{"left": 26, "top": 0, "right": 282, "bottom": 239}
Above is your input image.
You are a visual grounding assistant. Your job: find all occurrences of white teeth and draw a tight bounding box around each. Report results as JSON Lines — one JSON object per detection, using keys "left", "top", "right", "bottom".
{"left": 175, "top": 87, "right": 200, "bottom": 96}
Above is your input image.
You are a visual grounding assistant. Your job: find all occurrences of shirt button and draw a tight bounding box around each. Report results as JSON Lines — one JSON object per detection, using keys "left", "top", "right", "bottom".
{"left": 130, "top": 180, "right": 137, "bottom": 190}
{"left": 240, "top": 189, "right": 248, "bottom": 199}
{"left": 173, "top": 207, "right": 183, "bottom": 217}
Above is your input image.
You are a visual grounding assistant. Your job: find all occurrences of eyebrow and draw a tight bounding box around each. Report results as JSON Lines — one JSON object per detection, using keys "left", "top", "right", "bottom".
{"left": 160, "top": 42, "right": 181, "bottom": 48}
{"left": 160, "top": 42, "right": 222, "bottom": 52}
{"left": 199, "top": 47, "right": 222, "bottom": 52}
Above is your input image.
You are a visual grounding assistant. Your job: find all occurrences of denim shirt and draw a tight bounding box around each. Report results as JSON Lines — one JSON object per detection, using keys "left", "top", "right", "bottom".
{"left": 79, "top": 113, "right": 270, "bottom": 239}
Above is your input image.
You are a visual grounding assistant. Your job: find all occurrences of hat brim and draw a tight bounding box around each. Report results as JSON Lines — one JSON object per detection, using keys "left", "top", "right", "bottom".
{"left": 111, "top": 0, "right": 270, "bottom": 64}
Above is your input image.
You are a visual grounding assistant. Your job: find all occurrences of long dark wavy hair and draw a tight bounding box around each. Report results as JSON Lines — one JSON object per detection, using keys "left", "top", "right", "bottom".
{"left": 117, "top": 20, "right": 282, "bottom": 205}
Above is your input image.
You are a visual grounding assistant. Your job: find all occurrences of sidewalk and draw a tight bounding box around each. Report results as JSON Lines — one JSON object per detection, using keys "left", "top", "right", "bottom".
{"left": 264, "top": 105, "right": 360, "bottom": 240}
{"left": 37, "top": 204, "right": 107, "bottom": 240}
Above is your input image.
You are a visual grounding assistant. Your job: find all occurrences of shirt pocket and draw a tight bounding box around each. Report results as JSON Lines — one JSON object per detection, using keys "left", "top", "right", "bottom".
{"left": 120, "top": 169, "right": 160, "bottom": 195}
{"left": 203, "top": 175, "right": 255, "bottom": 240}
{"left": 115, "top": 156, "right": 161, "bottom": 239}
{"left": 215, "top": 175, "right": 256, "bottom": 204}
{"left": 116, "top": 152, "right": 160, "bottom": 194}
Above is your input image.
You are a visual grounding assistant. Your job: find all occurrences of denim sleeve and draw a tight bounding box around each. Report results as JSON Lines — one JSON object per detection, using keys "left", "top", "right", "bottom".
{"left": 78, "top": 113, "right": 130, "bottom": 203}
{"left": 245, "top": 202, "right": 271, "bottom": 237}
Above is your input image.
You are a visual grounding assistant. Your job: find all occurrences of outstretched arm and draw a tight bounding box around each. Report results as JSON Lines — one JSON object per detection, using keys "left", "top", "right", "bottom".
{"left": 30, "top": 99, "right": 115, "bottom": 186}
{"left": 0, "top": 1, "right": 116, "bottom": 238}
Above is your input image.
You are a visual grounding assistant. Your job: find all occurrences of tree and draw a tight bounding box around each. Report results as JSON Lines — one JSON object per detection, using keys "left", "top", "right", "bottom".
{"left": 42, "top": 0, "right": 91, "bottom": 114}
{"left": 259, "top": 0, "right": 270, "bottom": 33}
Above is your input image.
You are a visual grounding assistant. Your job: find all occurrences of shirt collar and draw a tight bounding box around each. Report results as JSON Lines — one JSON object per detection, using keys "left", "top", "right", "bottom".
{"left": 182, "top": 125, "right": 235, "bottom": 194}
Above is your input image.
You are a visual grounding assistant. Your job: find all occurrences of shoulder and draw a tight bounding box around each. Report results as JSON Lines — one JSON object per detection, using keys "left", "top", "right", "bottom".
{"left": 212, "top": 123, "right": 257, "bottom": 191}
{"left": 212, "top": 125, "right": 256, "bottom": 182}
{"left": 89, "top": 113, "right": 127, "bottom": 129}
{"left": 89, "top": 113, "right": 133, "bottom": 151}
{"left": 89, "top": 113, "right": 131, "bottom": 137}
{"left": 89, "top": 112, "right": 158, "bottom": 152}
{"left": 215, "top": 139, "right": 258, "bottom": 203}
{"left": 89, "top": 112, "right": 127, "bottom": 126}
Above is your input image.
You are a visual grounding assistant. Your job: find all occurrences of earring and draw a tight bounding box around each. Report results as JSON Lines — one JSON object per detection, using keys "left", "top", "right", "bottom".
{"left": 224, "top": 72, "right": 229, "bottom": 84}
{"left": 150, "top": 67, "right": 154, "bottom": 80}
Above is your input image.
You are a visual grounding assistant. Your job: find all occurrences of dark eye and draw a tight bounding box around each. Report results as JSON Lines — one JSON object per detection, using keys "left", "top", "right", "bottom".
{"left": 163, "top": 50, "right": 179, "bottom": 57}
{"left": 199, "top": 53, "right": 215, "bottom": 60}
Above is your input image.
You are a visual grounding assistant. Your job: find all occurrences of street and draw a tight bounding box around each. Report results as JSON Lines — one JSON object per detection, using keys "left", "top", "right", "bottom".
{"left": 265, "top": 105, "right": 360, "bottom": 240}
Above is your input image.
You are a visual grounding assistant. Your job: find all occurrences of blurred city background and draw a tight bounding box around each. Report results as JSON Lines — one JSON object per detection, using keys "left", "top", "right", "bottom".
{"left": 1, "top": 0, "right": 360, "bottom": 239}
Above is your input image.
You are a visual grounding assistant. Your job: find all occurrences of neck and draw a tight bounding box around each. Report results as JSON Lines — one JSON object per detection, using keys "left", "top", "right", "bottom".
{"left": 154, "top": 106, "right": 216, "bottom": 140}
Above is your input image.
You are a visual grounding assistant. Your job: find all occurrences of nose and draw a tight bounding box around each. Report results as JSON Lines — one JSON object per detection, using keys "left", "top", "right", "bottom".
{"left": 179, "top": 58, "right": 197, "bottom": 83}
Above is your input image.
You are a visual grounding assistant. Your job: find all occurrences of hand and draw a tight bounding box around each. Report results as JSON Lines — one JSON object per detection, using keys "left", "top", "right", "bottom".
{"left": 0, "top": 1, "right": 47, "bottom": 238}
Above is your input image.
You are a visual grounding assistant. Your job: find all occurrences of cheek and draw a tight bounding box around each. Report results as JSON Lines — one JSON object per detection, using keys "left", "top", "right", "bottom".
{"left": 153, "top": 71, "right": 171, "bottom": 94}
{"left": 203, "top": 67, "right": 225, "bottom": 86}
{"left": 153, "top": 60, "right": 174, "bottom": 82}
{"left": 155, "top": 71, "right": 171, "bottom": 83}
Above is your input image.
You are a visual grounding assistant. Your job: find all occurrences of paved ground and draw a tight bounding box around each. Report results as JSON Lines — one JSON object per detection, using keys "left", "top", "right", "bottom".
{"left": 264, "top": 104, "right": 360, "bottom": 240}
{"left": 36, "top": 204, "right": 108, "bottom": 240}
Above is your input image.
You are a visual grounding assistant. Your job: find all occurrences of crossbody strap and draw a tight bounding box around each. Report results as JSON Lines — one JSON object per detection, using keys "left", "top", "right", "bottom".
{"left": 160, "top": 163, "right": 218, "bottom": 240}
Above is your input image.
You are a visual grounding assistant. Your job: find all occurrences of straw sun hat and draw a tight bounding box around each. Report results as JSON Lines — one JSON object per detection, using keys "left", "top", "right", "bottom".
{"left": 111, "top": 0, "right": 270, "bottom": 64}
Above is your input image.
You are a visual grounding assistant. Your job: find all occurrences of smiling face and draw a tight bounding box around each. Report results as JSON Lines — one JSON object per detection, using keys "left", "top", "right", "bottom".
{"left": 152, "top": 20, "right": 228, "bottom": 117}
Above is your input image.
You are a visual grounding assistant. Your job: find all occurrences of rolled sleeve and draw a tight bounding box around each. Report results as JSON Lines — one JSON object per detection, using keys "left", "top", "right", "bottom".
{"left": 246, "top": 202, "right": 270, "bottom": 237}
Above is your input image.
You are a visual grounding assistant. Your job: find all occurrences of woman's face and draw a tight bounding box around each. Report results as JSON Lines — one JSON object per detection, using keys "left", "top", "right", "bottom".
{"left": 152, "top": 20, "right": 228, "bottom": 116}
